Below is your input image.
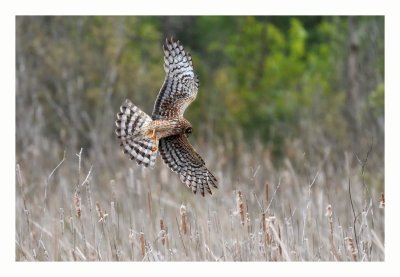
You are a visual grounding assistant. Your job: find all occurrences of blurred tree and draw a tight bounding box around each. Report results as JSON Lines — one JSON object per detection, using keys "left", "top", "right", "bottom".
{"left": 16, "top": 16, "right": 384, "bottom": 164}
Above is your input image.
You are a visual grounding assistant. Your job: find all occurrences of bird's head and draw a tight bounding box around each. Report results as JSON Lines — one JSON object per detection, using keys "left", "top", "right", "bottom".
{"left": 184, "top": 126, "right": 193, "bottom": 137}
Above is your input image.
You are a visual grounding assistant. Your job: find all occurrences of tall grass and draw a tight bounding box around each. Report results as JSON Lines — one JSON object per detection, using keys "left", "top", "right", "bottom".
{"left": 15, "top": 137, "right": 384, "bottom": 261}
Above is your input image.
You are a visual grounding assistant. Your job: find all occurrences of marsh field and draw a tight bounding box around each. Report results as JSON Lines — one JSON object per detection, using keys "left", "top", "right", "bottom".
{"left": 15, "top": 16, "right": 384, "bottom": 261}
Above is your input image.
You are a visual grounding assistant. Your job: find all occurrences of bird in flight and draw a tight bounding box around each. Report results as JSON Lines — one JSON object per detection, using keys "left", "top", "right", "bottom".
{"left": 115, "top": 37, "right": 217, "bottom": 196}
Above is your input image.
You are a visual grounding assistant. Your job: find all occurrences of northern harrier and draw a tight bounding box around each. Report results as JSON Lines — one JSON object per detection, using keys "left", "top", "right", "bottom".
{"left": 115, "top": 38, "right": 217, "bottom": 196}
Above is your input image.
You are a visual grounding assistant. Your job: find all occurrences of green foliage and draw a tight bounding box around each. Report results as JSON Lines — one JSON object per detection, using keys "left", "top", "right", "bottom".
{"left": 16, "top": 16, "right": 384, "bottom": 158}
{"left": 368, "top": 83, "right": 384, "bottom": 116}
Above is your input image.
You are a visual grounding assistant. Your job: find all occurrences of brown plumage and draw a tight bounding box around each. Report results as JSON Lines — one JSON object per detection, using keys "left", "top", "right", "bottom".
{"left": 115, "top": 37, "right": 217, "bottom": 196}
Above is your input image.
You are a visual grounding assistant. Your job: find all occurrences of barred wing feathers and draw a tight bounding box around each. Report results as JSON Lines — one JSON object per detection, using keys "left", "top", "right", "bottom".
{"left": 152, "top": 38, "right": 199, "bottom": 120}
{"left": 159, "top": 135, "right": 218, "bottom": 196}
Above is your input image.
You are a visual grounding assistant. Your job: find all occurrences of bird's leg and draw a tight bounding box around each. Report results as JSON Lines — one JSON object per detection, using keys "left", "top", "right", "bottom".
{"left": 152, "top": 136, "right": 159, "bottom": 152}
{"left": 147, "top": 128, "right": 158, "bottom": 151}
{"left": 149, "top": 128, "right": 156, "bottom": 139}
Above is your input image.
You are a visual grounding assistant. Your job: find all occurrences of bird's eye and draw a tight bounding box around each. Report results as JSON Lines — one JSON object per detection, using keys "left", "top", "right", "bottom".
{"left": 185, "top": 127, "right": 192, "bottom": 135}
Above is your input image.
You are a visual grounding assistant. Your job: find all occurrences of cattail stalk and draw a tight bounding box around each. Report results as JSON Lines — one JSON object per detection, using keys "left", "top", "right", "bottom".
{"left": 85, "top": 181, "right": 93, "bottom": 212}
{"left": 160, "top": 219, "right": 167, "bottom": 246}
{"left": 379, "top": 192, "right": 385, "bottom": 209}
{"left": 74, "top": 189, "right": 81, "bottom": 218}
{"left": 260, "top": 211, "right": 269, "bottom": 259}
{"left": 345, "top": 237, "right": 358, "bottom": 261}
{"left": 59, "top": 208, "right": 65, "bottom": 236}
{"left": 325, "top": 204, "right": 342, "bottom": 261}
{"left": 325, "top": 204, "right": 333, "bottom": 243}
{"left": 180, "top": 204, "right": 188, "bottom": 235}
{"left": 139, "top": 232, "right": 145, "bottom": 257}
{"left": 237, "top": 191, "right": 245, "bottom": 226}
{"left": 246, "top": 212, "right": 251, "bottom": 233}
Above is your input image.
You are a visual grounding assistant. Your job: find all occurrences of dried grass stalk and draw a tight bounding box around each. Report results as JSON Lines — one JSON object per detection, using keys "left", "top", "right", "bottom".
{"left": 74, "top": 189, "right": 81, "bottom": 218}
{"left": 160, "top": 219, "right": 167, "bottom": 246}
{"left": 180, "top": 204, "right": 188, "bottom": 235}
{"left": 345, "top": 237, "right": 358, "bottom": 261}
{"left": 236, "top": 191, "right": 245, "bottom": 226}
{"left": 325, "top": 204, "right": 341, "bottom": 261}
{"left": 96, "top": 202, "right": 108, "bottom": 223}
{"left": 139, "top": 232, "right": 145, "bottom": 257}
{"left": 325, "top": 204, "right": 333, "bottom": 242}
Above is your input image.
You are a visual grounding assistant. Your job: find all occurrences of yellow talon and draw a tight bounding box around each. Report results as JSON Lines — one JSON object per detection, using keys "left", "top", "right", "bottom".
{"left": 149, "top": 128, "right": 156, "bottom": 139}
{"left": 148, "top": 129, "right": 158, "bottom": 151}
{"left": 152, "top": 137, "right": 159, "bottom": 151}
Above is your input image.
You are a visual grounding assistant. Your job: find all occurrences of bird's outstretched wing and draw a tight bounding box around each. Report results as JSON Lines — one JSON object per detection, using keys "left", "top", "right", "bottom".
{"left": 159, "top": 135, "right": 218, "bottom": 196}
{"left": 152, "top": 38, "right": 199, "bottom": 120}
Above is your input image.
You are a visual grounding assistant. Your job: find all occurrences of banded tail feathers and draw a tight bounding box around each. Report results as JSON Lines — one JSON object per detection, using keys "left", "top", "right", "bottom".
{"left": 115, "top": 99, "right": 158, "bottom": 167}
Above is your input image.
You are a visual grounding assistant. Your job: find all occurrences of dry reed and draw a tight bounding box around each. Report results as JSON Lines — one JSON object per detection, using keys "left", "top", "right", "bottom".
{"left": 15, "top": 138, "right": 384, "bottom": 261}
